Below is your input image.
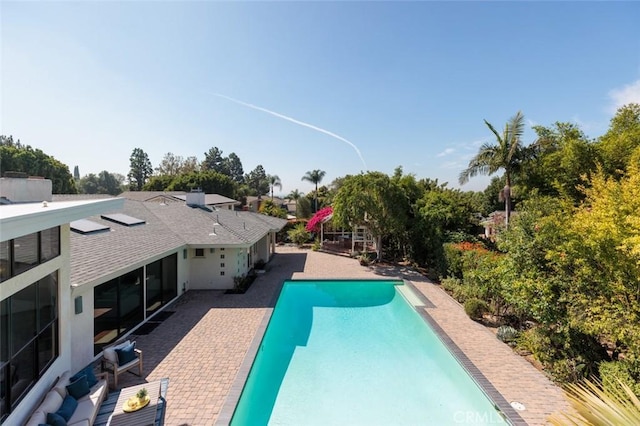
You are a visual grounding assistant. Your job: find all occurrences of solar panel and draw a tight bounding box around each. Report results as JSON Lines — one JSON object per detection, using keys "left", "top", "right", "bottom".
{"left": 71, "top": 219, "right": 110, "bottom": 234}
{"left": 101, "top": 213, "right": 145, "bottom": 226}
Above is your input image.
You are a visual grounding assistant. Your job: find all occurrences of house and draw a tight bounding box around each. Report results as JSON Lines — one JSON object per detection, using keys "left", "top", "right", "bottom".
{"left": 0, "top": 180, "right": 286, "bottom": 425}
{"left": 0, "top": 177, "right": 123, "bottom": 424}
{"left": 481, "top": 210, "right": 518, "bottom": 239}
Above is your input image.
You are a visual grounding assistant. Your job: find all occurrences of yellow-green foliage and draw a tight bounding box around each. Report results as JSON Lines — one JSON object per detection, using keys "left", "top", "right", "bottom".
{"left": 560, "top": 162, "right": 640, "bottom": 356}
{"left": 548, "top": 378, "right": 640, "bottom": 426}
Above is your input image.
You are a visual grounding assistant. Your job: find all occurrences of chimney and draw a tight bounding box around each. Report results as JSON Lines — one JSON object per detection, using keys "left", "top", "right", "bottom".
{"left": 186, "top": 188, "right": 205, "bottom": 207}
{"left": 0, "top": 176, "right": 53, "bottom": 203}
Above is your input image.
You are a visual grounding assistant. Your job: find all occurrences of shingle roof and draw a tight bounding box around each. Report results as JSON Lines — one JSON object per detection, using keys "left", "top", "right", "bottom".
{"left": 67, "top": 197, "right": 287, "bottom": 286}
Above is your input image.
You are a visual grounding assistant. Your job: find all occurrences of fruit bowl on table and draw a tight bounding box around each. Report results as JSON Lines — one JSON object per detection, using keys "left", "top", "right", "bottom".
{"left": 122, "top": 395, "right": 150, "bottom": 412}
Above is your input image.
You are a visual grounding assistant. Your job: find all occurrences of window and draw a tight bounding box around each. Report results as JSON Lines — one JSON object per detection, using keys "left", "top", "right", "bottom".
{"left": 183, "top": 249, "right": 187, "bottom": 259}
{"left": 95, "top": 255, "right": 178, "bottom": 355}
{"left": 146, "top": 254, "right": 178, "bottom": 316}
{"left": 220, "top": 254, "right": 225, "bottom": 259}
{"left": 195, "top": 248, "right": 204, "bottom": 257}
{"left": 0, "top": 241, "right": 10, "bottom": 283}
{"left": 0, "top": 273, "right": 59, "bottom": 420}
{"left": 220, "top": 263, "right": 225, "bottom": 268}
{"left": 13, "top": 234, "right": 38, "bottom": 276}
{"left": 1, "top": 227, "right": 61, "bottom": 283}
{"left": 220, "top": 248, "right": 224, "bottom": 251}
{"left": 94, "top": 268, "right": 143, "bottom": 355}
{"left": 40, "top": 227, "right": 60, "bottom": 263}
{"left": 220, "top": 271, "right": 225, "bottom": 276}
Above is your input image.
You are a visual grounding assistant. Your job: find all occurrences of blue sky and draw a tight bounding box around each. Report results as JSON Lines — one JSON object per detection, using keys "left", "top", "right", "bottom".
{"left": 2, "top": 1, "right": 639, "bottom": 195}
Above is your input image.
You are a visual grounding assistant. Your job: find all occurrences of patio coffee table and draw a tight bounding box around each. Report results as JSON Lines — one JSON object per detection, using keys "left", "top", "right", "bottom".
{"left": 95, "top": 379, "right": 168, "bottom": 426}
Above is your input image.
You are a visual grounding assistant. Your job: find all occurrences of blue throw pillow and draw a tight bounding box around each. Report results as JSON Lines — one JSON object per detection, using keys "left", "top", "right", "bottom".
{"left": 115, "top": 341, "right": 137, "bottom": 365}
{"left": 55, "top": 395, "right": 78, "bottom": 421}
{"left": 71, "top": 366, "right": 98, "bottom": 388}
{"left": 66, "top": 375, "right": 90, "bottom": 399}
{"left": 46, "top": 412, "right": 68, "bottom": 426}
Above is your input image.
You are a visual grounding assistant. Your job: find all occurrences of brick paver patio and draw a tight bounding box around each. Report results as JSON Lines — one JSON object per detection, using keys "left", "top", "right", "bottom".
{"left": 115, "top": 247, "right": 570, "bottom": 425}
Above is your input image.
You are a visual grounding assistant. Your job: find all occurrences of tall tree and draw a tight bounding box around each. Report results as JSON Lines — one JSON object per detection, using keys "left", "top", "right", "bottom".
{"left": 127, "top": 148, "right": 153, "bottom": 191}
{"left": 268, "top": 175, "right": 282, "bottom": 200}
{"left": 459, "top": 111, "right": 529, "bottom": 226}
{"left": 597, "top": 103, "right": 640, "bottom": 177}
{"left": 155, "top": 152, "right": 185, "bottom": 176}
{"left": 245, "top": 165, "right": 269, "bottom": 196}
{"left": 202, "top": 147, "right": 228, "bottom": 174}
{"left": 0, "top": 135, "right": 77, "bottom": 194}
{"left": 288, "top": 189, "right": 304, "bottom": 217}
{"left": 224, "top": 152, "right": 244, "bottom": 183}
{"left": 332, "top": 172, "right": 409, "bottom": 260}
{"left": 167, "top": 170, "right": 236, "bottom": 198}
{"left": 301, "top": 169, "right": 326, "bottom": 213}
{"left": 182, "top": 156, "right": 200, "bottom": 174}
{"left": 98, "top": 170, "right": 123, "bottom": 195}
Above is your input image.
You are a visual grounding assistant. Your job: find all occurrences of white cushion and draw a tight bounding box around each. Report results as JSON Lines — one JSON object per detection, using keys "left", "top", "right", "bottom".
{"left": 24, "top": 410, "right": 46, "bottom": 426}
{"left": 69, "top": 399, "right": 95, "bottom": 424}
{"left": 103, "top": 340, "right": 130, "bottom": 363}
{"left": 39, "top": 390, "right": 63, "bottom": 414}
{"left": 52, "top": 370, "right": 72, "bottom": 398}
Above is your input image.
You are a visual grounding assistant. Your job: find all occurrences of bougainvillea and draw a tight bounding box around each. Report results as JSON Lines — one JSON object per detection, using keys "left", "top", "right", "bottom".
{"left": 306, "top": 206, "right": 333, "bottom": 232}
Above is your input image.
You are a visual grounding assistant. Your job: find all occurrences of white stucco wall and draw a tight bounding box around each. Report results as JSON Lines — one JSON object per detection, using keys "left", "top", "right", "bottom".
{"left": 189, "top": 247, "right": 249, "bottom": 289}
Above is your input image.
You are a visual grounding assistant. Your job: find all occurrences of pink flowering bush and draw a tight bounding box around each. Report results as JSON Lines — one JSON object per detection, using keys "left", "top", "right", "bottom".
{"left": 306, "top": 206, "right": 333, "bottom": 232}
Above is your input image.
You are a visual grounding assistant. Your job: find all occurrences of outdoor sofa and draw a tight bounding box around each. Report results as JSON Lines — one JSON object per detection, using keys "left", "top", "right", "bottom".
{"left": 24, "top": 366, "right": 108, "bottom": 426}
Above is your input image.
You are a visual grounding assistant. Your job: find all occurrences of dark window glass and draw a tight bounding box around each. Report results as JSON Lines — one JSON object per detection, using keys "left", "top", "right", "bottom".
{"left": 37, "top": 324, "right": 56, "bottom": 374}
{"left": 38, "top": 273, "right": 57, "bottom": 330}
{"left": 2, "top": 276, "right": 58, "bottom": 418}
{"left": 10, "top": 285, "right": 36, "bottom": 356}
{"left": 195, "top": 248, "right": 204, "bottom": 257}
{"left": 13, "top": 234, "right": 38, "bottom": 275}
{"left": 0, "top": 363, "right": 8, "bottom": 421}
{"left": 94, "top": 278, "right": 118, "bottom": 354}
{"left": 0, "top": 299, "right": 8, "bottom": 363}
{"left": 10, "top": 343, "right": 35, "bottom": 409}
{"left": 146, "top": 260, "right": 162, "bottom": 316}
{"left": 162, "top": 254, "right": 177, "bottom": 303}
{"left": 220, "top": 254, "right": 225, "bottom": 259}
{"left": 119, "top": 269, "right": 143, "bottom": 334}
{"left": 0, "top": 240, "right": 10, "bottom": 282}
{"left": 40, "top": 227, "right": 60, "bottom": 263}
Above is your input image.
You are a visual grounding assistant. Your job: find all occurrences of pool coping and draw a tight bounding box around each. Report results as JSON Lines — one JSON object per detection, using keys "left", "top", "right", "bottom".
{"left": 216, "top": 278, "right": 528, "bottom": 425}
{"left": 402, "top": 280, "right": 528, "bottom": 426}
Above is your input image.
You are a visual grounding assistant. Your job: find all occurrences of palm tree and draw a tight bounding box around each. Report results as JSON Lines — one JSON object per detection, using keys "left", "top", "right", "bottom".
{"left": 459, "top": 111, "right": 527, "bottom": 226}
{"left": 302, "top": 169, "right": 326, "bottom": 212}
{"left": 268, "top": 175, "right": 282, "bottom": 201}
{"left": 288, "top": 189, "right": 304, "bottom": 217}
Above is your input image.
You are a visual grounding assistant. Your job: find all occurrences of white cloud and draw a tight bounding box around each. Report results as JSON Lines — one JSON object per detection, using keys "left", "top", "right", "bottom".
{"left": 441, "top": 161, "right": 463, "bottom": 170}
{"left": 436, "top": 148, "right": 455, "bottom": 157}
{"left": 608, "top": 79, "right": 640, "bottom": 113}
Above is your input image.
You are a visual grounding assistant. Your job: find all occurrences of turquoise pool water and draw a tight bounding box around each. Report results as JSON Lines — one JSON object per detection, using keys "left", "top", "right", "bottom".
{"left": 231, "top": 280, "right": 508, "bottom": 425}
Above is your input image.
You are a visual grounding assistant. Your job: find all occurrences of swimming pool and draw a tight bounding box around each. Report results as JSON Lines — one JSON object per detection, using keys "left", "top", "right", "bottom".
{"left": 230, "top": 280, "right": 509, "bottom": 425}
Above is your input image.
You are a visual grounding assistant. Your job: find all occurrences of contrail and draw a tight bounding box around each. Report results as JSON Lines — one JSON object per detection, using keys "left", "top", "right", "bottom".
{"left": 212, "top": 93, "right": 367, "bottom": 170}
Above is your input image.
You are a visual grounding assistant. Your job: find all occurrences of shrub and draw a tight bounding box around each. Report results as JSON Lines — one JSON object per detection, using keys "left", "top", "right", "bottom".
{"left": 312, "top": 240, "right": 321, "bottom": 251}
{"left": 464, "top": 298, "right": 489, "bottom": 320}
{"left": 599, "top": 360, "right": 640, "bottom": 398}
{"left": 288, "top": 223, "right": 311, "bottom": 247}
{"left": 496, "top": 325, "right": 520, "bottom": 345}
{"left": 440, "top": 277, "right": 467, "bottom": 303}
